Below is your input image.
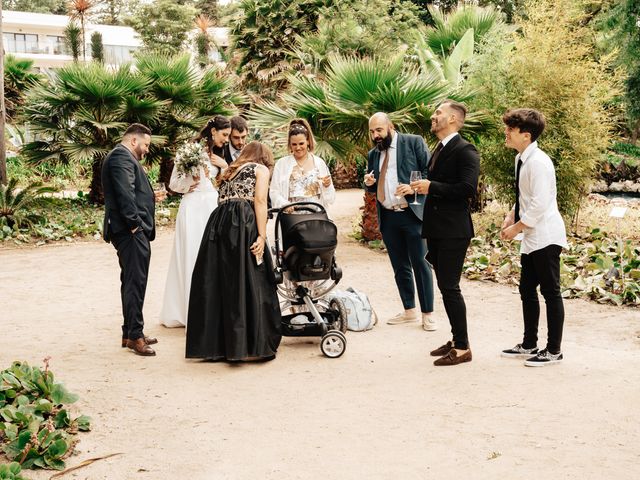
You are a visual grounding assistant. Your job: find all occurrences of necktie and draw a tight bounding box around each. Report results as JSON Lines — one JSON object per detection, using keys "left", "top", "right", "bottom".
{"left": 514, "top": 158, "right": 523, "bottom": 222}
{"left": 377, "top": 149, "right": 390, "bottom": 203}
{"left": 429, "top": 142, "right": 443, "bottom": 172}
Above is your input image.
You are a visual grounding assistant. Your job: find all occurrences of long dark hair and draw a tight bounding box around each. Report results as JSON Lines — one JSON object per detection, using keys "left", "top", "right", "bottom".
{"left": 217, "top": 141, "right": 274, "bottom": 185}
{"left": 288, "top": 118, "right": 316, "bottom": 152}
{"left": 194, "top": 115, "right": 231, "bottom": 153}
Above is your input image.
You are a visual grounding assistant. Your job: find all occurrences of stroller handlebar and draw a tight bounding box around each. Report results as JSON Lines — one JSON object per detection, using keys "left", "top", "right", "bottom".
{"left": 268, "top": 201, "right": 326, "bottom": 218}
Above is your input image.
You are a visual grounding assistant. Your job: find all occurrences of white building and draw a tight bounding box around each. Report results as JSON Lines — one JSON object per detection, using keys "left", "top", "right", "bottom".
{"left": 2, "top": 10, "right": 229, "bottom": 69}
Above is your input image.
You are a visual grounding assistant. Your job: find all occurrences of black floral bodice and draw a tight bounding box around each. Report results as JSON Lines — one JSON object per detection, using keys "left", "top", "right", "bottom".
{"left": 218, "top": 164, "right": 257, "bottom": 203}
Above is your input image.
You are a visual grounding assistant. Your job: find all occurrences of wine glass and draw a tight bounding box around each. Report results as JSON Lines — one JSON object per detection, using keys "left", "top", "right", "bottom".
{"left": 410, "top": 171, "right": 421, "bottom": 205}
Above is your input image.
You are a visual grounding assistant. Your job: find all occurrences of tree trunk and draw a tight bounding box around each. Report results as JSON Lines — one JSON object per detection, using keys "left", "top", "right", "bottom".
{"left": 89, "top": 156, "right": 105, "bottom": 204}
{"left": 331, "top": 161, "right": 360, "bottom": 189}
{"left": 0, "top": 1, "right": 7, "bottom": 186}
{"left": 360, "top": 191, "right": 382, "bottom": 241}
{"left": 631, "top": 121, "right": 640, "bottom": 145}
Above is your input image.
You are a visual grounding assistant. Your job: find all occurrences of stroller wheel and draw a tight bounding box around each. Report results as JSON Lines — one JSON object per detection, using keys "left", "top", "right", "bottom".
{"left": 320, "top": 331, "right": 346, "bottom": 358}
{"left": 329, "top": 298, "right": 348, "bottom": 334}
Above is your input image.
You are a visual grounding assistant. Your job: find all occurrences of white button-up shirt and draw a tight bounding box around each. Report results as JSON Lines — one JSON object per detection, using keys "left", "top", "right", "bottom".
{"left": 516, "top": 141, "right": 568, "bottom": 254}
{"left": 379, "top": 132, "right": 405, "bottom": 209}
{"left": 440, "top": 131, "right": 459, "bottom": 147}
{"left": 229, "top": 143, "right": 241, "bottom": 161}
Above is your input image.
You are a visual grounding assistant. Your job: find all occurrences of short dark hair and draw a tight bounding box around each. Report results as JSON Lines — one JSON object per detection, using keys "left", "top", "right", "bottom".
{"left": 124, "top": 123, "right": 151, "bottom": 137}
{"left": 440, "top": 99, "right": 468, "bottom": 124}
{"left": 230, "top": 116, "right": 248, "bottom": 133}
{"left": 502, "top": 108, "right": 546, "bottom": 141}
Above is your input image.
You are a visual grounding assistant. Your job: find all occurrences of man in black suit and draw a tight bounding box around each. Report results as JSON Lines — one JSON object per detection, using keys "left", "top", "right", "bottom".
{"left": 363, "top": 113, "right": 436, "bottom": 331}
{"left": 102, "top": 123, "right": 165, "bottom": 356}
{"left": 411, "top": 100, "right": 480, "bottom": 366}
{"left": 223, "top": 116, "right": 249, "bottom": 164}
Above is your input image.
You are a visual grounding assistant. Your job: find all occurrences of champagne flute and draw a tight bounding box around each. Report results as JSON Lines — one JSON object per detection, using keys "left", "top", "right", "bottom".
{"left": 410, "top": 171, "right": 421, "bottom": 205}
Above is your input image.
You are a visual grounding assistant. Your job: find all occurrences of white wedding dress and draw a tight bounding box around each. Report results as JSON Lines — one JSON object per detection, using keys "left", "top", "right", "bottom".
{"left": 159, "top": 161, "right": 218, "bottom": 328}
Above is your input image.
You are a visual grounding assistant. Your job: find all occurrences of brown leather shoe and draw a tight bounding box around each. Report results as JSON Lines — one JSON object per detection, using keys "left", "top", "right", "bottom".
{"left": 434, "top": 348, "right": 472, "bottom": 366}
{"left": 121, "top": 336, "right": 158, "bottom": 348}
{"left": 430, "top": 341, "right": 454, "bottom": 357}
{"left": 126, "top": 338, "right": 156, "bottom": 356}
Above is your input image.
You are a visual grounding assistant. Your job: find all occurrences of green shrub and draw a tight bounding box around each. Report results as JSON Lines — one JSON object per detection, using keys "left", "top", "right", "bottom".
{"left": 464, "top": 224, "right": 640, "bottom": 306}
{"left": 467, "top": 0, "right": 620, "bottom": 217}
{"left": 0, "top": 360, "right": 91, "bottom": 471}
{"left": 0, "top": 179, "right": 57, "bottom": 230}
{"left": 0, "top": 462, "right": 28, "bottom": 480}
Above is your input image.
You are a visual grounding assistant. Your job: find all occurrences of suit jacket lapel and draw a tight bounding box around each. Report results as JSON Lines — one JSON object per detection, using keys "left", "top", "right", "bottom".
{"left": 431, "top": 135, "right": 461, "bottom": 174}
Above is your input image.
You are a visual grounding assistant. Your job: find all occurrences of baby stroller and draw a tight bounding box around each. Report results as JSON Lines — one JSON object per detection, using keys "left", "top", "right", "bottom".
{"left": 269, "top": 201, "right": 347, "bottom": 358}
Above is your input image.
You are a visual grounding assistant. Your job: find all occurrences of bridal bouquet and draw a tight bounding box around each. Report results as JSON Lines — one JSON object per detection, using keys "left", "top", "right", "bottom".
{"left": 174, "top": 141, "right": 208, "bottom": 178}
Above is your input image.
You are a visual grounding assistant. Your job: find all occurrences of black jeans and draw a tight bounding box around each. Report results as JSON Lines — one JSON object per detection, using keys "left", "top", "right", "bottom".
{"left": 519, "top": 244, "right": 564, "bottom": 354}
{"left": 426, "top": 237, "right": 471, "bottom": 349}
{"left": 111, "top": 230, "right": 151, "bottom": 341}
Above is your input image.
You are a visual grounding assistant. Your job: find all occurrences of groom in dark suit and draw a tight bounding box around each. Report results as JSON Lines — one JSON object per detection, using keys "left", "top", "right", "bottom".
{"left": 411, "top": 100, "right": 480, "bottom": 366}
{"left": 363, "top": 113, "right": 435, "bottom": 331}
{"left": 102, "top": 123, "right": 164, "bottom": 356}
{"left": 223, "top": 116, "right": 249, "bottom": 164}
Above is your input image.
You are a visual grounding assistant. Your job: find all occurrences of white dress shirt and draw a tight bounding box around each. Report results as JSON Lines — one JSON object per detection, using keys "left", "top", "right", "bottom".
{"left": 379, "top": 132, "right": 406, "bottom": 210}
{"left": 516, "top": 141, "right": 568, "bottom": 254}
{"left": 229, "top": 143, "right": 241, "bottom": 161}
{"left": 440, "top": 131, "right": 459, "bottom": 147}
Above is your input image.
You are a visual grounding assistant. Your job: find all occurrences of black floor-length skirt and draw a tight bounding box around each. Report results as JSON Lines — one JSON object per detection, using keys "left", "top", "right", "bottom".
{"left": 186, "top": 199, "right": 281, "bottom": 361}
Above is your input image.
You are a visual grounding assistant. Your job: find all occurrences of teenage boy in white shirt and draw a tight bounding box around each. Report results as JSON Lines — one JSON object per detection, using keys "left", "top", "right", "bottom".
{"left": 499, "top": 108, "right": 568, "bottom": 366}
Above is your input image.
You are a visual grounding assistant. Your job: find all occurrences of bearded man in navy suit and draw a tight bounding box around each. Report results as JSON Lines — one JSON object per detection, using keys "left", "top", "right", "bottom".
{"left": 363, "top": 113, "right": 436, "bottom": 332}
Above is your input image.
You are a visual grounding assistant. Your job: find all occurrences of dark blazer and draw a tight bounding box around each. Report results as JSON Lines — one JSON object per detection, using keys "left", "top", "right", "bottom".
{"left": 422, "top": 134, "right": 480, "bottom": 239}
{"left": 366, "top": 132, "right": 430, "bottom": 222}
{"left": 222, "top": 143, "right": 234, "bottom": 164}
{"left": 102, "top": 144, "right": 156, "bottom": 242}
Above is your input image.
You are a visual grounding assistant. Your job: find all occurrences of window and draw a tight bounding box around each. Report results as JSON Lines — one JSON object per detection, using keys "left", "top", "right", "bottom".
{"left": 46, "top": 35, "right": 67, "bottom": 55}
{"left": 103, "top": 45, "right": 138, "bottom": 65}
{"left": 3, "top": 33, "right": 39, "bottom": 54}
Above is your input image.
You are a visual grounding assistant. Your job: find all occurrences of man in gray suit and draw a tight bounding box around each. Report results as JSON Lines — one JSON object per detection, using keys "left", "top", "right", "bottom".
{"left": 102, "top": 123, "right": 165, "bottom": 356}
{"left": 363, "top": 112, "right": 435, "bottom": 331}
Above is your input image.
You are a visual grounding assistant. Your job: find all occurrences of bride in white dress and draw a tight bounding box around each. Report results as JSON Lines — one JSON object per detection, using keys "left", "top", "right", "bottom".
{"left": 160, "top": 116, "right": 231, "bottom": 327}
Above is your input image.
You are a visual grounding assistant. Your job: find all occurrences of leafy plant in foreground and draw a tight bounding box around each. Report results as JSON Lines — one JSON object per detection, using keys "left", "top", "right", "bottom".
{"left": 0, "top": 360, "right": 91, "bottom": 471}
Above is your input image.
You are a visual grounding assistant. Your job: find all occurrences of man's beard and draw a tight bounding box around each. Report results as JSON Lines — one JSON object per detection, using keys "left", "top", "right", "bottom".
{"left": 375, "top": 133, "right": 392, "bottom": 151}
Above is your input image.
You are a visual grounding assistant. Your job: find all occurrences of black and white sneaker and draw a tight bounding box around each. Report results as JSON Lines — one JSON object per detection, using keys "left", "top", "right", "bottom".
{"left": 501, "top": 343, "right": 539, "bottom": 358}
{"left": 524, "top": 349, "right": 563, "bottom": 367}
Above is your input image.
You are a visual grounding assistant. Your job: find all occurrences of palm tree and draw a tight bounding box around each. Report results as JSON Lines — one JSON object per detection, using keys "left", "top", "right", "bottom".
{"left": 250, "top": 53, "right": 490, "bottom": 240}
{"left": 230, "top": 0, "right": 328, "bottom": 96}
{"left": 21, "top": 62, "right": 163, "bottom": 203}
{"left": 422, "top": 5, "right": 500, "bottom": 56}
{"left": 3, "top": 55, "right": 42, "bottom": 121}
{"left": 64, "top": 21, "right": 82, "bottom": 61}
{"left": 135, "top": 54, "right": 246, "bottom": 186}
{"left": 68, "top": 0, "right": 94, "bottom": 61}
{"left": 250, "top": 53, "right": 488, "bottom": 159}
{"left": 194, "top": 14, "right": 213, "bottom": 68}
{"left": 0, "top": 178, "right": 57, "bottom": 229}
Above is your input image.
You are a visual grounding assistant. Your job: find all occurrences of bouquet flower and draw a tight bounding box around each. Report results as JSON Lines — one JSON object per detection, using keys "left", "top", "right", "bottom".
{"left": 174, "top": 141, "right": 208, "bottom": 178}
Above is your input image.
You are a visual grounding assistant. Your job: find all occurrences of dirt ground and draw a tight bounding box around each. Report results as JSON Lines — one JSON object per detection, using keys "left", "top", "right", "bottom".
{"left": 1, "top": 189, "right": 639, "bottom": 479}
